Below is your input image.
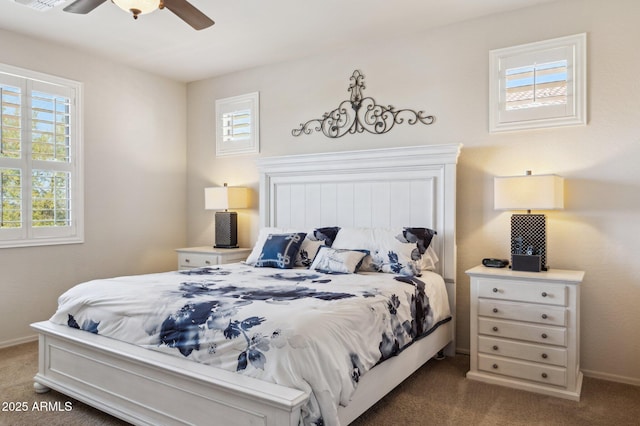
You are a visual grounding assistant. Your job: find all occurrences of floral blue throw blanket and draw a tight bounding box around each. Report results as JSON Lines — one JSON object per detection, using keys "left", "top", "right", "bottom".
{"left": 50, "top": 263, "right": 451, "bottom": 425}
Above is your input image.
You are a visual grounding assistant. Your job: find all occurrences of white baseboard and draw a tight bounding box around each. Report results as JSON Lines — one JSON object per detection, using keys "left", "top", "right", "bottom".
{"left": 582, "top": 368, "right": 640, "bottom": 387}
{"left": 0, "top": 334, "right": 37, "bottom": 349}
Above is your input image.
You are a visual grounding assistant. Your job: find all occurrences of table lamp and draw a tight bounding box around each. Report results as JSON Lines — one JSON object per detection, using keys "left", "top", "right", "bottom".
{"left": 494, "top": 171, "right": 564, "bottom": 271}
{"left": 204, "top": 183, "right": 248, "bottom": 248}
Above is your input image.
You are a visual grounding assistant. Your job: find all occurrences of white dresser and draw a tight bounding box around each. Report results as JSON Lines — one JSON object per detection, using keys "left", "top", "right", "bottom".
{"left": 466, "top": 265, "right": 584, "bottom": 400}
{"left": 175, "top": 246, "right": 251, "bottom": 270}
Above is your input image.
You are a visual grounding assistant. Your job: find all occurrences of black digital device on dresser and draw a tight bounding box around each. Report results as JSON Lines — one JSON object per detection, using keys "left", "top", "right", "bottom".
{"left": 482, "top": 258, "right": 509, "bottom": 268}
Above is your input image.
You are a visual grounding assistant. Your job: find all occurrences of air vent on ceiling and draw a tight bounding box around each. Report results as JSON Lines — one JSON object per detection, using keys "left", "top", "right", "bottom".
{"left": 14, "top": 0, "right": 66, "bottom": 11}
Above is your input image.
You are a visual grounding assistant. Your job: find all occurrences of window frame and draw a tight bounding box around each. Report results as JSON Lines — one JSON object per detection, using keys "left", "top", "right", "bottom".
{"left": 489, "top": 33, "right": 587, "bottom": 133}
{"left": 0, "top": 63, "right": 83, "bottom": 248}
{"left": 215, "top": 92, "right": 259, "bottom": 157}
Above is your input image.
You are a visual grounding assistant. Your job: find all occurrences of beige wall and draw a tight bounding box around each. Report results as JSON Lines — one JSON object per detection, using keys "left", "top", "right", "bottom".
{"left": 0, "top": 30, "right": 188, "bottom": 345}
{"left": 187, "top": 0, "right": 640, "bottom": 384}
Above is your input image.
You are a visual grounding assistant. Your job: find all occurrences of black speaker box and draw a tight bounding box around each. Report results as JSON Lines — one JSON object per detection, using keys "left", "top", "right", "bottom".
{"left": 511, "top": 254, "right": 542, "bottom": 272}
{"left": 215, "top": 211, "right": 238, "bottom": 248}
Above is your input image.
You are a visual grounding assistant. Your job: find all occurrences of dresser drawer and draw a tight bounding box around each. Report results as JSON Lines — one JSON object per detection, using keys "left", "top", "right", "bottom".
{"left": 479, "top": 336, "right": 568, "bottom": 366}
{"left": 479, "top": 318, "right": 567, "bottom": 346}
{"left": 178, "top": 253, "right": 218, "bottom": 268}
{"left": 478, "top": 278, "right": 567, "bottom": 306}
{"left": 478, "top": 299, "right": 567, "bottom": 326}
{"left": 479, "top": 354, "right": 567, "bottom": 387}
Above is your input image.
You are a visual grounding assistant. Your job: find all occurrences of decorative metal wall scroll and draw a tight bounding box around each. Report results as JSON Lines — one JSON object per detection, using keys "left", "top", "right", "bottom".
{"left": 292, "top": 70, "right": 435, "bottom": 138}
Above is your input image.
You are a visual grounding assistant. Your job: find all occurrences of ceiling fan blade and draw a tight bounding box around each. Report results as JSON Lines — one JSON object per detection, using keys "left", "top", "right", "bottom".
{"left": 63, "top": 0, "right": 107, "bottom": 14}
{"left": 163, "top": 0, "right": 214, "bottom": 30}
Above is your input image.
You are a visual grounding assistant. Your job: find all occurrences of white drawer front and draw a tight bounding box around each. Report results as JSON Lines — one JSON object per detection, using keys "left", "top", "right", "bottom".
{"left": 478, "top": 299, "right": 567, "bottom": 326}
{"left": 478, "top": 278, "right": 567, "bottom": 306}
{"left": 479, "top": 318, "right": 567, "bottom": 346}
{"left": 478, "top": 354, "right": 567, "bottom": 387}
{"left": 219, "top": 253, "right": 250, "bottom": 264}
{"left": 178, "top": 253, "right": 218, "bottom": 268}
{"left": 479, "top": 336, "right": 568, "bottom": 367}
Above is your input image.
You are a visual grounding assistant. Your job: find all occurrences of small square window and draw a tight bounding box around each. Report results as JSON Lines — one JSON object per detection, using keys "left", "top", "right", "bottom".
{"left": 489, "top": 33, "right": 587, "bottom": 132}
{"left": 215, "top": 92, "right": 259, "bottom": 156}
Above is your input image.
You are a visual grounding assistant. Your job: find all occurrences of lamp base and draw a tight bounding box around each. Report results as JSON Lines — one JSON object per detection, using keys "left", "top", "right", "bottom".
{"left": 215, "top": 211, "right": 238, "bottom": 249}
{"left": 510, "top": 213, "right": 547, "bottom": 271}
{"left": 512, "top": 254, "right": 542, "bottom": 272}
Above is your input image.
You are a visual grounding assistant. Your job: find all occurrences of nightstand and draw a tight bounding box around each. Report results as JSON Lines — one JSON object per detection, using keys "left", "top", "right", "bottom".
{"left": 175, "top": 246, "right": 251, "bottom": 270}
{"left": 466, "top": 265, "right": 584, "bottom": 400}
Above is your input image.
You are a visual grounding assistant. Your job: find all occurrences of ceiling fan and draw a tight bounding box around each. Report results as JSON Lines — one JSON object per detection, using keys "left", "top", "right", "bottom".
{"left": 63, "top": 0, "right": 215, "bottom": 30}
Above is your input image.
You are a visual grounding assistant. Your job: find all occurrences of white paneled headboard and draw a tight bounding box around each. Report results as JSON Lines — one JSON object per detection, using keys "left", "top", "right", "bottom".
{"left": 256, "top": 144, "right": 461, "bottom": 283}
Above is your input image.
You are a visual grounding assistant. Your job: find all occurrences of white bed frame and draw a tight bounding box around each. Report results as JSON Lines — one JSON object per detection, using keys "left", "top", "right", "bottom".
{"left": 31, "top": 143, "right": 461, "bottom": 426}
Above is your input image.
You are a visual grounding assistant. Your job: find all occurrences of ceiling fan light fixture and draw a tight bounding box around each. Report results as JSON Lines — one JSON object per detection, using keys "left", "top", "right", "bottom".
{"left": 112, "top": 0, "right": 160, "bottom": 18}
{"left": 63, "top": 0, "right": 213, "bottom": 30}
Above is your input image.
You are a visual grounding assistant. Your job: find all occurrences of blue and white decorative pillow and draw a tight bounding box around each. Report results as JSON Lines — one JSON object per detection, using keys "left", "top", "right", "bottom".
{"left": 396, "top": 227, "right": 438, "bottom": 270}
{"left": 310, "top": 246, "right": 368, "bottom": 274}
{"left": 246, "top": 227, "right": 305, "bottom": 265}
{"left": 377, "top": 241, "right": 422, "bottom": 276}
{"left": 307, "top": 226, "right": 341, "bottom": 247}
{"left": 355, "top": 239, "right": 422, "bottom": 276}
{"left": 254, "top": 233, "right": 307, "bottom": 269}
{"left": 332, "top": 227, "right": 429, "bottom": 276}
{"left": 295, "top": 238, "right": 325, "bottom": 267}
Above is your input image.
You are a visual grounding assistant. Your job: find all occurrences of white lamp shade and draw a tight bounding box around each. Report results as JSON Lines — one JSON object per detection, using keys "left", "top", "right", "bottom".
{"left": 205, "top": 186, "right": 248, "bottom": 210}
{"left": 112, "top": 0, "right": 160, "bottom": 15}
{"left": 494, "top": 174, "right": 564, "bottom": 211}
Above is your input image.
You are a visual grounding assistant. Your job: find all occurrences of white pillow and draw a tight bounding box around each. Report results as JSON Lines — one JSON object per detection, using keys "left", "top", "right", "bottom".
{"left": 422, "top": 244, "right": 439, "bottom": 271}
{"left": 331, "top": 227, "right": 377, "bottom": 251}
{"left": 310, "top": 246, "right": 368, "bottom": 274}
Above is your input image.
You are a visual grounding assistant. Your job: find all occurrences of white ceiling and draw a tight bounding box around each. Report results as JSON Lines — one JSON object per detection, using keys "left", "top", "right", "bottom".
{"left": 0, "top": 0, "right": 559, "bottom": 83}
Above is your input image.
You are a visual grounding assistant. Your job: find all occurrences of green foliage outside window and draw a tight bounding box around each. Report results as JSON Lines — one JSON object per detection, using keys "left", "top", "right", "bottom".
{"left": 1, "top": 86, "right": 71, "bottom": 229}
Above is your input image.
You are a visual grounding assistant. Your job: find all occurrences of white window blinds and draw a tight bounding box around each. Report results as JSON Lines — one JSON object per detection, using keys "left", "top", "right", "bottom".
{"left": 222, "top": 109, "right": 251, "bottom": 142}
{"left": 505, "top": 60, "right": 568, "bottom": 111}
{"left": 0, "top": 63, "right": 83, "bottom": 247}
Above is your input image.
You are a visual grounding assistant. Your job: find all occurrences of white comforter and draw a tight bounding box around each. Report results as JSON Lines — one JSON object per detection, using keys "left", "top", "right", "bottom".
{"left": 50, "top": 263, "right": 451, "bottom": 425}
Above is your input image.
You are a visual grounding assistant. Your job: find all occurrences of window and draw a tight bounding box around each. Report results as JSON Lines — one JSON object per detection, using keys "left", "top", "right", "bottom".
{"left": 222, "top": 108, "right": 251, "bottom": 143}
{"left": 505, "top": 60, "right": 568, "bottom": 111}
{"left": 215, "top": 92, "right": 259, "bottom": 156}
{"left": 489, "top": 33, "right": 586, "bottom": 132}
{"left": 0, "top": 63, "right": 83, "bottom": 248}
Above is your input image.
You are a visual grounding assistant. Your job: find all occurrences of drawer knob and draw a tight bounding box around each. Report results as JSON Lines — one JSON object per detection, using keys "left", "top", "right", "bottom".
{"left": 492, "top": 326, "right": 499, "bottom": 332}
{"left": 185, "top": 258, "right": 190, "bottom": 263}
{"left": 541, "top": 292, "right": 548, "bottom": 297}
{"left": 541, "top": 314, "right": 548, "bottom": 319}
{"left": 542, "top": 353, "right": 548, "bottom": 359}
{"left": 492, "top": 308, "right": 499, "bottom": 313}
{"left": 541, "top": 333, "right": 548, "bottom": 339}
{"left": 205, "top": 260, "right": 211, "bottom": 265}
{"left": 492, "top": 364, "right": 499, "bottom": 369}
{"left": 492, "top": 345, "right": 499, "bottom": 351}
{"left": 541, "top": 373, "right": 548, "bottom": 379}
{"left": 492, "top": 288, "right": 499, "bottom": 293}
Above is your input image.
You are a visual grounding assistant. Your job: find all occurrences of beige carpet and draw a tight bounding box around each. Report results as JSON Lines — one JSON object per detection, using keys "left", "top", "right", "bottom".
{"left": 1, "top": 341, "right": 638, "bottom": 425}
